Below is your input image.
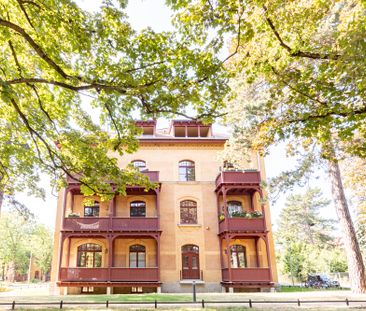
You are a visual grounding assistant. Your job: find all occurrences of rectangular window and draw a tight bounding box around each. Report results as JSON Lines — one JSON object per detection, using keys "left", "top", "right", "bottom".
{"left": 180, "top": 207, "right": 197, "bottom": 224}
{"left": 130, "top": 206, "right": 146, "bottom": 217}
{"left": 131, "top": 287, "right": 143, "bottom": 293}
{"left": 84, "top": 206, "right": 99, "bottom": 217}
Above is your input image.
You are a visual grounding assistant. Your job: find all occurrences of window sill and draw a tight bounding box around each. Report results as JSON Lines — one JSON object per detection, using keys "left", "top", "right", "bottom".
{"left": 177, "top": 224, "right": 202, "bottom": 228}
{"left": 179, "top": 280, "right": 205, "bottom": 284}
{"left": 176, "top": 181, "right": 199, "bottom": 185}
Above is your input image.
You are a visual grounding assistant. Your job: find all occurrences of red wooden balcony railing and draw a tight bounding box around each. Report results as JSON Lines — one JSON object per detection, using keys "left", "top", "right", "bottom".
{"left": 60, "top": 267, "right": 109, "bottom": 282}
{"left": 67, "top": 171, "right": 159, "bottom": 184}
{"left": 63, "top": 217, "right": 159, "bottom": 231}
{"left": 180, "top": 270, "right": 203, "bottom": 281}
{"left": 110, "top": 267, "right": 158, "bottom": 281}
{"left": 221, "top": 267, "right": 271, "bottom": 282}
{"left": 59, "top": 267, "right": 159, "bottom": 282}
{"left": 215, "top": 171, "right": 261, "bottom": 188}
{"left": 111, "top": 217, "right": 158, "bottom": 231}
{"left": 219, "top": 217, "right": 266, "bottom": 233}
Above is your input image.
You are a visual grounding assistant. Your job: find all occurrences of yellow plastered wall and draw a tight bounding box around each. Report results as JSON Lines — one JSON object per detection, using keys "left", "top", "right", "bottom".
{"left": 218, "top": 195, "right": 253, "bottom": 213}
{"left": 115, "top": 195, "right": 157, "bottom": 217}
{"left": 61, "top": 238, "right": 109, "bottom": 267}
{"left": 220, "top": 238, "right": 268, "bottom": 268}
{"left": 66, "top": 195, "right": 109, "bottom": 217}
{"left": 113, "top": 238, "right": 157, "bottom": 267}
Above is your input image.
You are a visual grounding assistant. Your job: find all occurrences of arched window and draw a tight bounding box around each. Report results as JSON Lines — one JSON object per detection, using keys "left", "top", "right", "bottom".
{"left": 227, "top": 201, "right": 243, "bottom": 217}
{"left": 129, "top": 244, "right": 146, "bottom": 267}
{"left": 181, "top": 244, "right": 200, "bottom": 279}
{"left": 179, "top": 160, "right": 195, "bottom": 181}
{"left": 131, "top": 160, "right": 146, "bottom": 171}
{"left": 180, "top": 200, "right": 197, "bottom": 224}
{"left": 230, "top": 245, "right": 247, "bottom": 268}
{"left": 84, "top": 201, "right": 100, "bottom": 217}
{"left": 77, "top": 243, "right": 102, "bottom": 267}
{"left": 130, "top": 201, "right": 146, "bottom": 217}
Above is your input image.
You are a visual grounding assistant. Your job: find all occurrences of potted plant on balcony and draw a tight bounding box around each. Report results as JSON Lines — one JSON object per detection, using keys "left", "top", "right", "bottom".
{"left": 230, "top": 211, "right": 247, "bottom": 218}
{"left": 67, "top": 212, "right": 80, "bottom": 218}
{"left": 250, "top": 211, "right": 263, "bottom": 218}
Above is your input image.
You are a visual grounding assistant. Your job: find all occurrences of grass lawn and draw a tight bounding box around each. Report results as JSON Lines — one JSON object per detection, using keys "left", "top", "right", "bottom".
{"left": 278, "top": 285, "right": 349, "bottom": 292}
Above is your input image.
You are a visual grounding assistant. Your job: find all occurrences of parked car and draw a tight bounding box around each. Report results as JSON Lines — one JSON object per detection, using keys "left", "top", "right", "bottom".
{"left": 305, "top": 274, "right": 340, "bottom": 288}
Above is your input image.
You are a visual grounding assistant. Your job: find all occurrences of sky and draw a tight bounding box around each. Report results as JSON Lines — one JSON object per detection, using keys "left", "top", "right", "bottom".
{"left": 3, "top": 0, "right": 342, "bottom": 232}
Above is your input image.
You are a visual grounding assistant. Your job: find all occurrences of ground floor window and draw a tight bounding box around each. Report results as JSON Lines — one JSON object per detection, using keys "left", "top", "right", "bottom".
{"left": 131, "top": 286, "right": 143, "bottom": 293}
{"left": 81, "top": 286, "right": 94, "bottom": 293}
{"left": 230, "top": 244, "right": 247, "bottom": 268}
{"left": 77, "top": 243, "right": 102, "bottom": 267}
{"left": 129, "top": 244, "right": 146, "bottom": 267}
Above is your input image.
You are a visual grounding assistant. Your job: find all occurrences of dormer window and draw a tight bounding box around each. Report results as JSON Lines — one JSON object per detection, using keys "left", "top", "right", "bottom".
{"left": 132, "top": 160, "right": 146, "bottom": 171}
{"left": 135, "top": 120, "right": 156, "bottom": 136}
{"left": 171, "top": 120, "right": 211, "bottom": 137}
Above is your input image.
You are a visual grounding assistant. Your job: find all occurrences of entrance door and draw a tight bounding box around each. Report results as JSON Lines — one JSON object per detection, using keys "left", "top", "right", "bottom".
{"left": 181, "top": 245, "right": 200, "bottom": 279}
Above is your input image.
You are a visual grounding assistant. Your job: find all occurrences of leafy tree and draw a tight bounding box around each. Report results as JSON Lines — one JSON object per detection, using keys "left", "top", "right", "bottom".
{"left": 0, "top": 211, "right": 34, "bottom": 281}
{"left": 276, "top": 188, "right": 347, "bottom": 282}
{"left": 277, "top": 188, "right": 334, "bottom": 246}
{"left": 168, "top": 0, "right": 366, "bottom": 292}
{"left": 0, "top": 0, "right": 229, "bottom": 205}
{"left": 30, "top": 224, "right": 53, "bottom": 279}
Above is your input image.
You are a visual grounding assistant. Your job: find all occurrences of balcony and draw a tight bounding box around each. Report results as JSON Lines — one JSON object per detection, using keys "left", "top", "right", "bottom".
{"left": 66, "top": 170, "right": 160, "bottom": 184}
{"left": 63, "top": 217, "right": 159, "bottom": 232}
{"left": 219, "top": 217, "right": 266, "bottom": 234}
{"left": 59, "top": 267, "right": 159, "bottom": 282}
{"left": 215, "top": 171, "right": 261, "bottom": 189}
{"left": 221, "top": 268, "right": 271, "bottom": 283}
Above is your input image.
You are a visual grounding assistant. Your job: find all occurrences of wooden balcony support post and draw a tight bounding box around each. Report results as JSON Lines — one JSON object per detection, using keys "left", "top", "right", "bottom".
{"left": 250, "top": 192, "right": 255, "bottom": 212}
{"left": 62, "top": 188, "right": 68, "bottom": 230}
{"left": 108, "top": 235, "right": 113, "bottom": 280}
{"left": 255, "top": 237, "right": 260, "bottom": 268}
{"left": 219, "top": 237, "right": 224, "bottom": 268}
{"left": 222, "top": 186, "right": 228, "bottom": 220}
{"left": 58, "top": 234, "right": 66, "bottom": 282}
{"left": 264, "top": 235, "right": 273, "bottom": 282}
{"left": 156, "top": 234, "right": 161, "bottom": 281}
{"left": 225, "top": 234, "right": 232, "bottom": 282}
{"left": 155, "top": 190, "right": 160, "bottom": 228}
{"left": 109, "top": 192, "right": 116, "bottom": 228}
{"left": 66, "top": 237, "right": 71, "bottom": 268}
{"left": 258, "top": 189, "right": 267, "bottom": 230}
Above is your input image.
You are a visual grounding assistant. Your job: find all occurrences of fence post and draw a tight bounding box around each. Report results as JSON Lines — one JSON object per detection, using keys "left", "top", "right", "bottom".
{"left": 346, "top": 298, "right": 349, "bottom": 306}
{"left": 297, "top": 299, "right": 300, "bottom": 307}
{"left": 249, "top": 299, "right": 252, "bottom": 308}
{"left": 202, "top": 299, "right": 205, "bottom": 308}
{"left": 192, "top": 281, "right": 196, "bottom": 302}
{"left": 60, "top": 300, "right": 63, "bottom": 309}
{"left": 11, "top": 301, "right": 15, "bottom": 310}
{"left": 155, "top": 299, "right": 157, "bottom": 309}
{"left": 106, "top": 300, "right": 109, "bottom": 308}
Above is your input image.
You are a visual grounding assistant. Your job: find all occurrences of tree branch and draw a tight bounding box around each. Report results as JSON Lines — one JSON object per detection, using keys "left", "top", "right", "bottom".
{"left": 16, "top": 0, "right": 35, "bottom": 30}
{"left": 0, "top": 18, "right": 70, "bottom": 79}
{"left": 263, "top": 7, "right": 341, "bottom": 61}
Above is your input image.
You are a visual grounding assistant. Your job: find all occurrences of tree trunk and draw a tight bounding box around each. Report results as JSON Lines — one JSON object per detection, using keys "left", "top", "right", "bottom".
{"left": 327, "top": 157, "right": 366, "bottom": 293}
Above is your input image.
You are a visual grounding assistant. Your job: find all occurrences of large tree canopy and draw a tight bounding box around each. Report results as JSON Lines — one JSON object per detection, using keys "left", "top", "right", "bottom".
{"left": 0, "top": 0, "right": 229, "bottom": 199}
{"left": 169, "top": 0, "right": 366, "bottom": 157}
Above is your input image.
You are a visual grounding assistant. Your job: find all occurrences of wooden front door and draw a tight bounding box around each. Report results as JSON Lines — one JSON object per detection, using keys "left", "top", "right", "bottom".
{"left": 182, "top": 245, "right": 200, "bottom": 279}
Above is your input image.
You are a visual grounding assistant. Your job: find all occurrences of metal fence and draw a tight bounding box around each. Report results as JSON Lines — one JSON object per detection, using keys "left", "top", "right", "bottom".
{"left": 1, "top": 298, "right": 366, "bottom": 309}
